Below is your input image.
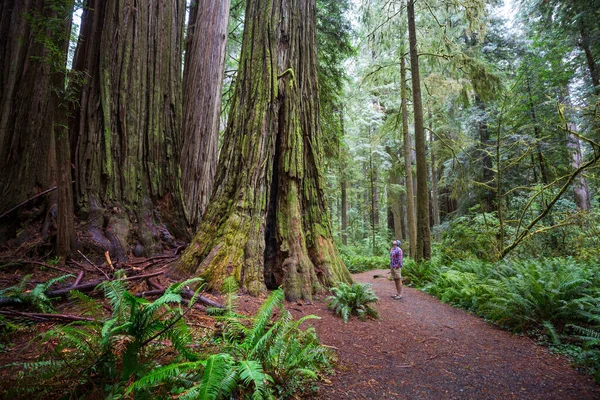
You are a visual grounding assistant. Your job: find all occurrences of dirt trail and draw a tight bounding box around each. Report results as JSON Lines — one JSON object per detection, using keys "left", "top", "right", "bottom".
{"left": 300, "top": 270, "right": 599, "bottom": 399}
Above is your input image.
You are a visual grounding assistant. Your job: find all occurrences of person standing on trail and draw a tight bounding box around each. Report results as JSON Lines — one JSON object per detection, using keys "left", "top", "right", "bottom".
{"left": 390, "top": 240, "right": 403, "bottom": 300}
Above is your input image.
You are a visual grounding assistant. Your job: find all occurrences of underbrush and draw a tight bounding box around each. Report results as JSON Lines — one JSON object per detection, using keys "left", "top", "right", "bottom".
{"left": 341, "top": 254, "right": 388, "bottom": 273}
{"left": 327, "top": 282, "right": 379, "bottom": 322}
{"left": 406, "top": 257, "right": 600, "bottom": 379}
{"left": 0, "top": 279, "right": 332, "bottom": 398}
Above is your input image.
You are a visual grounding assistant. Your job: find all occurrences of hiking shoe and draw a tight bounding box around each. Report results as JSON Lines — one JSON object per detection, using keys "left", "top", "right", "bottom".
{"left": 392, "top": 295, "right": 402, "bottom": 300}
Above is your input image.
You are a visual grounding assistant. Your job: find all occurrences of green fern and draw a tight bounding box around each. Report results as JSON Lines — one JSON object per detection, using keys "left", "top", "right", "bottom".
{"left": 0, "top": 274, "right": 73, "bottom": 312}
{"left": 327, "top": 282, "right": 379, "bottom": 322}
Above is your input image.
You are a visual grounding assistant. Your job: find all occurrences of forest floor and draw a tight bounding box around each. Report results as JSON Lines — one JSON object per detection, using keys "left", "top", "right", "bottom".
{"left": 1, "top": 260, "right": 599, "bottom": 399}
{"left": 293, "top": 269, "right": 600, "bottom": 400}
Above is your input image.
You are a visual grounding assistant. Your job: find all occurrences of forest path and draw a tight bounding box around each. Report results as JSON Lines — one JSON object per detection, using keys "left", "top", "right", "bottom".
{"left": 304, "top": 269, "right": 599, "bottom": 399}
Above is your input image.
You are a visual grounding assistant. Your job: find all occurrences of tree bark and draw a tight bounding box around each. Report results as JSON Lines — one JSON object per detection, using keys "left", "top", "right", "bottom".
{"left": 400, "top": 56, "right": 417, "bottom": 257}
{"left": 339, "top": 110, "right": 348, "bottom": 246}
{"left": 0, "top": 0, "right": 74, "bottom": 255}
{"left": 526, "top": 77, "right": 550, "bottom": 185}
{"left": 579, "top": 27, "right": 599, "bottom": 91}
{"left": 181, "top": 0, "right": 230, "bottom": 229}
{"left": 70, "top": 0, "right": 187, "bottom": 260}
{"left": 407, "top": 0, "right": 431, "bottom": 261}
{"left": 429, "top": 129, "right": 439, "bottom": 227}
{"left": 175, "top": 0, "right": 351, "bottom": 300}
{"left": 1, "top": 0, "right": 58, "bottom": 227}
{"left": 475, "top": 95, "right": 495, "bottom": 212}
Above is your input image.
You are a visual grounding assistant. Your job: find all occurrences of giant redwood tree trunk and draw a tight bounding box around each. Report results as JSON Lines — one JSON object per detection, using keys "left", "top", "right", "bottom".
{"left": 0, "top": 0, "right": 74, "bottom": 254}
{"left": 181, "top": 0, "right": 230, "bottom": 228}
{"left": 175, "top": 0, "right": 352, "bottom": 300}
{"left": 0, "top": 1, "right": 58, "bottom": 227}
{"left": 71, "top": 0, "right": 187, "bottom": 260}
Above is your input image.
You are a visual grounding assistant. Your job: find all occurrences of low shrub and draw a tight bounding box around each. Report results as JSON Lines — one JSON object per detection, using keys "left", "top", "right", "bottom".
{"left": 416, "top": 257, "right": 600, "bottom": 378}
{"left": 327, "top": 282, "right": 379, "bottom": 322}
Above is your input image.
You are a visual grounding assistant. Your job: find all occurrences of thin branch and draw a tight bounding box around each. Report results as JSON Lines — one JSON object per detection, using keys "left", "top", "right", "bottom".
{"left": 502, "top": 149, "right": 600, "bottom": 258}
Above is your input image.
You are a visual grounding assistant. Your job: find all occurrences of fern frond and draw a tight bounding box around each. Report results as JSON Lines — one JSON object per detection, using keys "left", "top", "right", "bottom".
{"left": 197, "top": 354, "right": 235, "bottom": 400}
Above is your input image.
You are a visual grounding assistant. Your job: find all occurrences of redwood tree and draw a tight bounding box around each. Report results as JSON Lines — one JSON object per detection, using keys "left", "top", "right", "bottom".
{"left": 0, "top": 0, "right": 74, "bottom": 256}
{"left": 181, "top": 0, "right": 231, "bottom": 228}
{"left": 407, "top": 0, "right": 431, "bottom": 260}
{"left": 175, "top": 0, "right": 352, "bottom": 300}
{"left": 406, "top": 0, "right": 431, "bottom": 261}
{"left": 70, "top": 0, "right": 187, "bottom": 260}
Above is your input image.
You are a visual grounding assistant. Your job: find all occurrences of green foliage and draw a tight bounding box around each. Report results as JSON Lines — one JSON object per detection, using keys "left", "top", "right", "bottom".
{"left": 129, "top": 288, "right": 332, "bottom": 399}
{"left": 2, "top": 278, "right": 202, "bottom": 398}
{"left": 439, "top": 211, "right": 503, "bottom": 262}
{"left": 410, "top": 257, "right": 600, "bottom": 378}
{"left": 401, "top": 258, "right": 438, "bottom": 287}
{"left": 327, "top": 282, "right": 379, "bottom": 322}
{"left": 341, "top": 253, "right": 388, "bottom": 273}
{"left": 0, "top": 274, "right": 72, "bottom": 312}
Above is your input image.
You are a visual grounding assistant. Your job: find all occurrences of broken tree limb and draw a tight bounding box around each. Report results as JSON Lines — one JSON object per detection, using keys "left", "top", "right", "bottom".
{"left": 72, "top": 271, "right": 84, "bottom": 287}
{"left": 7, "top": 259, "right": 74, "bottom": 275}
{"left": 501, "top": 147, "right": 600, "bottom": 258}
{"left": 134, "top": 287, "right": 223, "bottom": 309}
{"left": 182, "top": 288, "right": 224, "bottom": 308}
{"left": 0, "top": 309, "right": 97, "bottom": 322}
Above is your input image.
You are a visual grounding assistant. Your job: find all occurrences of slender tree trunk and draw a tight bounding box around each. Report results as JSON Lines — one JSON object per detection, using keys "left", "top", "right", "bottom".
{"left": 559, "top": 89, "right": 591, "bottom": 210}
{"left": 339, "top": 110, "right": 348, "bottom": 246}
{"left": 399, "top": 194, "right": 407, "bottom": 240}
{"left": 429, "top": 129, "right": 439, "bottom": 227}
{"left": 475, "top": 95, "right": 495, "bottom": 211}
{"left": 526, "top": 77, "right": 549, "bottom": 185}
{"left": 579, "top": 28, "right": 599, "bottom": 91}
{"left": 407, "top": 0, "right": 431, "bottom": 261}
{"left": 566, "top": 125, "right": 591, "bottom": 210}
{"left": 385, "top": 146, "right": 403, "bottom": 241}
{"left": 341, "top": 178, "right": 348, "bottom": 245}
{"left": 71, "top": 0, "right": 187, "bottom": 260}
{"left": 401, "top": 56, "right": 417, "bottom": 257}
{"left": 181, "top": 0, "right": 230, "bottom": 228}
{"left": 175, "top": 0, "right": 351, "bottom": 300}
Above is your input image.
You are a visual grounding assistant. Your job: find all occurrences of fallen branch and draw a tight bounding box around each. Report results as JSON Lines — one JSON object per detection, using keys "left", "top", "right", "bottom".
{"left": 183, "top": 288, "right": 224, "bottom": 308}
{"left": 0, "top": 309, "right": 96, "bottom": 322}
{"left": 72, "top": 271, "right": 84, "bottom": 287}
{"left": 134, "top": 287, "right": 223, "bottom": 309}
{"left": 8, "top": 259, "right": 74, "bottom": 275}
{"left": 78, "top": 250, "right": 109, "bottom": 280}
{"left": 0, "top": 185, "right": 58, "bottom": 219}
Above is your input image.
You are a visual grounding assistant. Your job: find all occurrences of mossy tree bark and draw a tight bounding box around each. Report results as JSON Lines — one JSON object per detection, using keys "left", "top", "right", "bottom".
{"left": 181, "top": 0, "right": 230, "bottom": 229}
{"left": 0, "top": 0, "right": 74, "bottom": 256}
{"left": 175, "top": 0, "right": 352, "bottom": 301}
{"left": 407, "top": 0, "right": 431, "bottom": 261}
{"left": 71, "top": 0, "right": 187, "bottom": 260}
{"left": 400, "top": 56, "right": 417, "bottom": 257}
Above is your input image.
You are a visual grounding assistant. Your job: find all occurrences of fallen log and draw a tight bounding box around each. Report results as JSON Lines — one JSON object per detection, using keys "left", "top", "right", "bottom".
{"left": 0, "top": 270, "right": 165, "bottom": 307}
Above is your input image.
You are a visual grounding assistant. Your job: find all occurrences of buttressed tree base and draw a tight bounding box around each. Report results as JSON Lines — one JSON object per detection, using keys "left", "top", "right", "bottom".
{"left": 174, "top": 0, "right": 352, "bottom": 301}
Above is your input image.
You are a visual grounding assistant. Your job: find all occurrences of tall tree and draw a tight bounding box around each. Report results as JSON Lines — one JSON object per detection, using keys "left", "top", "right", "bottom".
{"left": 181, "top": 0, "right": 231, "bottom": 229}
{"left": 175, "top": 0, "right": 352, "bottom": 300}
{"left": 401, "top": 56, "right": 417, "bottom": 257}
{"left": 71, "top": 0, "right": 187, "bottom": 260}
{"left": 407, "top": 0, "right": 431, "bottom": 260}
{"left": 0, "top": 0, "right": 74, "bottom": 256}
